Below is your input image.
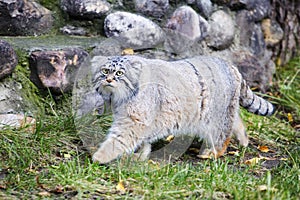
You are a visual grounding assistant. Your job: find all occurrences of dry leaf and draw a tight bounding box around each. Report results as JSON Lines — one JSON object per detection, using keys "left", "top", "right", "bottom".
{"left": 258, "top": 145, "right": 269, "bottom": 153}
{"left": 257, "top": 185, "right": 278, "bottom": 192}
{"left": 116, "top": 180, "right": 126, "bottom": 194}
{"left": 228, "top": 151, "right": 239, "bottom": 156}
{"left": 280, "top": 157, "right": 288, "bottom": 161}
{"left": 64, "top": 153, "right": 71, "bottom": 159}
{"left": 38, "top": 191, "right": 51, "bottom": 197}
{"left": 245, "top": 157, "right": 262, "bottom": 165}
{"left": 287, "top": 113, "right": 293, "bottom": 122}
{"left": 197, "top": 154, "right": 212, "bottom": 159}
{"left": 121, "top": 48, "right": 134, "bottom": 55}
{"left": 54, "top": 185, "right": 64, "bottom": 193}
{"left": 165, "top": 135, "right": 174, "bottom": 142}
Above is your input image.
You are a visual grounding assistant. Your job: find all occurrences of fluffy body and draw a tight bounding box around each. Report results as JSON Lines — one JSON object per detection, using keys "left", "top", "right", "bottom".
{"left": 91, "top": 55, "right": 274, "bottom": 164}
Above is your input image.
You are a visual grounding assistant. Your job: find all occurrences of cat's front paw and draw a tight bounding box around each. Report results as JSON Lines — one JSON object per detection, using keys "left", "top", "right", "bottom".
{"left": 92, "top": 149, "right": 115, "bottom": 164}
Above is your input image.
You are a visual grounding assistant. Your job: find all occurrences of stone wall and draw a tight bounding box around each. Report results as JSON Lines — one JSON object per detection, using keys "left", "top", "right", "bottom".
{"left": 0, "top": 0, "right": 299, "bottom": 119}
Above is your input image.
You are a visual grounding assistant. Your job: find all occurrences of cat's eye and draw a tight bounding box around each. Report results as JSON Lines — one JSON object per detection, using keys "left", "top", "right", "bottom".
{"left": 101, "top": 68, "right": 109, "bottom": 75}
{"left": 116, "top": 70, "right": 124, "bottom": 76}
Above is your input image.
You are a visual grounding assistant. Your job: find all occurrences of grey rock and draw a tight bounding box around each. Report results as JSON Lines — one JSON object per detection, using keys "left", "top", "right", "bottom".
{"left": 236, "top": 10, "right": 253, "bottom": 44}
{"left": 236, "top": 11, "right": 267, "bottom": 58}
{"left": 166, "top": 6, "right": 208, "bottom": 41}
{"left": 60, "top": 25, "right": 87, "bottom": 36}
{"left": 0, "top": 40, "right": 17, "bottom": 80}
{"left": 0, "top": 79, "right": 39, "bottom": 115}
{"left": 164, "top": 6, "right": 209, "bottom": 53}
{"left": 244, "top": 0, "right": 271, "bottom": 22}
{"left": 29, "top": 48, "right": 89, "bottom": 93}
{"left": 186, "top": 0, "right": 196, "bottom": 4}
{"left": 134, "top": 0, "right": 169, "bottom": 18}
{"left": 104, "top": 11, "right": 165, "bottom": 50}
{"left": 196, "top": 0, "right": 213, "bottom": 18}
{"left": 0, "top": 113, "right": 35, "bottom": 132}
{"left": 91, "top": 38, "right": 123, "bottom": 56}
{"left": 232, "top": 50, "right": 268, "bottom": 91}
{"left": 61, "top": 0, "right": 111, "bottom": 19}
{"left": 0, "top": 0, "right": 53, "bottom": 36}
{"left": 249, "top": 24, "right": 266, "bottom": 58}
{"left": 261, "top": 19, "right": 284, "bottom": 47}
{"left": 0, "top": 80, "right": 23, "bottom": 114}
{"left": 207, "top": 10, "right": 235, "bottom": 50}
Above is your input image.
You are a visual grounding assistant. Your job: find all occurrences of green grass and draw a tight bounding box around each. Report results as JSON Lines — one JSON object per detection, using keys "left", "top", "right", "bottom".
{"left": 0, "top": 58, "right": 299, "bottom": 199}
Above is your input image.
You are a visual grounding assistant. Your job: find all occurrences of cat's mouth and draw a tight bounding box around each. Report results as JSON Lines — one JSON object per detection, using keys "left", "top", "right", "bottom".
{"left": 103, "top": 83, "right": 115, "bottom": 89}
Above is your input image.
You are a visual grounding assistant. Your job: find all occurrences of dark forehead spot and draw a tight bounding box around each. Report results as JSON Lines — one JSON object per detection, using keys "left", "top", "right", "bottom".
{"left": 106, "top": 56, "right": 129, "bottom": 69}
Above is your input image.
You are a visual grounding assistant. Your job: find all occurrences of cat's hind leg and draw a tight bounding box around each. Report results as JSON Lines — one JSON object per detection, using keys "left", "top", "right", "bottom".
{"left": 232, "top": 115, "right": 249, "bottom": 147}
{"left": 198, "top": 136, "right": 232, "bottom": 159}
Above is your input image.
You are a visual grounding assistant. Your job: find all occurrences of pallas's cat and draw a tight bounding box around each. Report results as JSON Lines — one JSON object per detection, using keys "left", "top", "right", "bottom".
{"left": 90, "top": 55, "right": 274, "bottom": 164}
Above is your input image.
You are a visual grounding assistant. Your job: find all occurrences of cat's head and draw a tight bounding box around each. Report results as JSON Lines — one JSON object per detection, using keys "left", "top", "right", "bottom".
{"left": 92, "top": 56, "right": 141, "bottom": 104}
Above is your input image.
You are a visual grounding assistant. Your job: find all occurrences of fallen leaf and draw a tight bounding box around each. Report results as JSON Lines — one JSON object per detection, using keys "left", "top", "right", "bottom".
{"left": 228, "top": 150, "right": 239, "bottom": 156}
{"left": 53, "top": 185, "right": 64, "bottom": 194}
{"left": 121, "top": 48, "right": 134, "bottom": 55}
{"left": 244, "top": 157, "right": 262, "bottom": 165}
{"left": 258, "top": 145, "right": 269, "bottom": 153}
{"left": 165, "top": 135, "right": 174, "bottom": 142}
{"left": 116, "top": 180, "right": 126, "bottom": 194}
{"left": 257, "top": 185, "right": 278, "bottom": 192}
{"left": 38, "top": 191, "right": 51, "bottom": 197}
{"left": 280, "top": 157, "right": 288, "bottom": 161}
{"left": 197, "top": 154, "right": 212, "bottom": 159}
{"left": 64, "top": 153, "right": 71, "bottom": 159}
{"left": 257, "top": 185, "right": 268, "bottom": 191}
{"left": 287, "top": 113, "right": 293, "bottom": 122}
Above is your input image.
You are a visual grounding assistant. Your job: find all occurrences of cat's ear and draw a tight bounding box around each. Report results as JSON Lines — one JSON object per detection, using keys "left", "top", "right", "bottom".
{"left": 90, "top": 56, "right": 108, "bottom": 74}
{"left": 129, "top": 59, "right": 143, "bottom": 71}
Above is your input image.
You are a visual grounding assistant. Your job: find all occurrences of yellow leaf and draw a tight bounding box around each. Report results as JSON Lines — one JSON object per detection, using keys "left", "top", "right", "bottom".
{"left": 287, "top": 113, "right": 293, "bottom": 122}
{"left": 245, "top": 157, "right": 262, "bottom": 165}
{"left": 258, "top": 145, "right": 269, "bottom": 153}
{"left": 121, "top": 48, "right": 134, "bottom": 55}
{"left": 116, "top": 180, "right": 126, "bottom": 193}
{"left": 228, "top": 151, "right": 239, "bottom": 156}
{"left": 280, "top": 157, "right": 288, "bottom": 161}
{"left": 197, "top": 154, "right": 212, "bottom": 159}
{"left": 165, "top": 135, "right": 174, "bottom": 142}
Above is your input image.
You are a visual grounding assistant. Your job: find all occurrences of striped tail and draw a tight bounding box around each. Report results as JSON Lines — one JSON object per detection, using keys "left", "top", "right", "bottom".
{"left": 239, "top": 80, "right": 275, "bottom": 116}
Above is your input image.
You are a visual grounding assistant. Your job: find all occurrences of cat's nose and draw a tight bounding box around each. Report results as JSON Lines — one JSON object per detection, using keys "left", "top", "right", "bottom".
{"left": 106, "top": 78, "right": 113, "bottom": 83}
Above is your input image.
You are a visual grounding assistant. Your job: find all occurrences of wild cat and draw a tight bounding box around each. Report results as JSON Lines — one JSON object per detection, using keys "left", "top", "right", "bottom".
{"left": 90, "top": 55, "right": 275, "bottom": 164}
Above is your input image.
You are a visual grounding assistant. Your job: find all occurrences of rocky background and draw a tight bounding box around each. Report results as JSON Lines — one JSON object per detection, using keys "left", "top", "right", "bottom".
{"left": 0, "top": 0, "right": 299, "bottom": 127}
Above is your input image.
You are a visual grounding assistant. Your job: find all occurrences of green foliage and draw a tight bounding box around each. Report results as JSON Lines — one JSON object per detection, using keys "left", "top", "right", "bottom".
{"left": 273, "top": 57, "right": 300, "bottom": 124}
{"left": 9, "top": 50, "right": 45, "bottom": 116}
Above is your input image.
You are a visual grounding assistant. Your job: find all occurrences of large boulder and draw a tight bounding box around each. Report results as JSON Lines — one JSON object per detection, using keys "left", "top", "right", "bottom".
{"left": 164, "top": 6, "right": 209, "bottom": 53}
{"left": 207, "top": 10, "right": 235, "bottom": 50}
{"left": 0, "top": 0, "right": 53, "bottom": 36}
{"left": 134, "top": 0, "right": 169, "bottom": 18}
{"left": 29, "top": 48, "right": 89, "bottom": 93}
{"left": 0, "top": 40, "right": 18, "bottom": 80}
{"left": 61, "top": 0, "right": 111, "bottom": 19}
{"left": 104, "top": 11, "right": 165, "bottom": 50}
